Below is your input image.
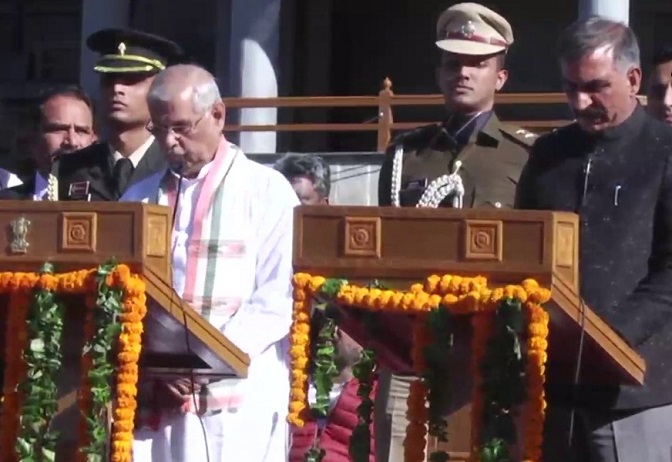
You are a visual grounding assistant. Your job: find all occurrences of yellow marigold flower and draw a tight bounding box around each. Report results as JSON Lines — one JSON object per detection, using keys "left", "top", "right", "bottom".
{"left": 438, "top": 275, "right": 453, "bottom": 293}
{"left": 390, "top": 292, "right": 404, "bottom": 309}
{"left": 308, "top": 276, "right": 325, "bottom": 292}
{"left": 354, "top": 287, "right": 368, "bottom": 304}
{"left": 292, "top": 273, "right": 311, "bottom": 288}
{"left": 425, "top": 274, "right": 441, "bottom": 293}
{"left": 528, "top": 337, "right": 549, "bottom": 350}
{"left": 412, "top": 292, "right": 430, "bottom": 311}
{"left": 441, "top": 293, "right": 458, "bottom": 306}
{"left": 410, "top": 283, "right": 424, "bottom": 294}
{"left": 400, "top": 292, "right": 416, "bottom": 310}
{"left": 292, "top": 289, "right": 306, "bottom": 302}
{"left": 448, "top": 275, "right": 463, "bottom": 293}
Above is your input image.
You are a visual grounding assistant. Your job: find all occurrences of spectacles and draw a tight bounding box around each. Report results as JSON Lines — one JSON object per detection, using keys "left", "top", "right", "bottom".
{"left": 146, "top": 113, "right": 207, "bottom": 137}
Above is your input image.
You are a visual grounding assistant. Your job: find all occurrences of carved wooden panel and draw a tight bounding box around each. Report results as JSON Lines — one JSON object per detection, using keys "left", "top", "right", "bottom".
{"left": 60, "top": 212, "right": 97, "bottom": 253}
{"left": 463, "top": 219, "right": 502, "bottom": 261}
{"left": 146, "top": 215, "right": 168, "bottom": 258}
{"left": 556, "top": 221, "right": 574, "bottom": 268}
{"left": 343, "top": 216, "right": 381, "bottom": 258}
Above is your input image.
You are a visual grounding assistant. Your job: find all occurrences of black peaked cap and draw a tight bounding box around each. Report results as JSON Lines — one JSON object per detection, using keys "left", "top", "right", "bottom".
{"left": 86, "top": 28, "right": 185, "bottom": 74}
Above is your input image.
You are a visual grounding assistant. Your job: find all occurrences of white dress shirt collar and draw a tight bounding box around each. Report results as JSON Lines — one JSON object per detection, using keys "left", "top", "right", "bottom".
{"left": 110, "top": 135, "right": 155, "bottom": 168}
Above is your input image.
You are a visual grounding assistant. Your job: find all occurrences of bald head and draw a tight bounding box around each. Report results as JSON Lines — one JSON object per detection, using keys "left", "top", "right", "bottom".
{"left": 146, "top": 64, "right": 226, "bottom": 178}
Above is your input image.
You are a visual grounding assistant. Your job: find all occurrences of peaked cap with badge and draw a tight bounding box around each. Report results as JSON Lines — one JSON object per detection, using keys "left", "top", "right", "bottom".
{"left": 378, "top": 2, "right": 537, "bottom": 210}
{"left": 435, "top": 2, "right": 514, "bottom": 56}
{"left": 55, "top": 29, "right": 182, "bottom": 202}
{"left": 87, "top": 28, "right": 185, "bottom": 74}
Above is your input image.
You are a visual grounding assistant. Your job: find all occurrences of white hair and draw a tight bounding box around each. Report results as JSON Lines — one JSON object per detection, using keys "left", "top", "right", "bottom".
{"left": 147, "top": 65, "right": 222, "bottom": 114}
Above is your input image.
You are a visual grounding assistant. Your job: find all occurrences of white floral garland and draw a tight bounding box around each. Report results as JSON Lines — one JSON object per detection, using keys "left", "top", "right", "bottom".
{"left": 46, "top": 174, "right": 58, "bottom": 201}
{"left": 389, "top": 143, "right": 464, "bottom": 209}
{"left": 390, "top": 145, "right": 403, "bottom": 206}
{"left": 416, "top": 161, "right": 464, "bottom": 208}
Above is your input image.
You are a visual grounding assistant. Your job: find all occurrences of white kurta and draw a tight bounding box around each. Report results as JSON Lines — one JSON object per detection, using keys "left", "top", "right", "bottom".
{"left": 121, "top": 142, "right": 298, "bottom": 462}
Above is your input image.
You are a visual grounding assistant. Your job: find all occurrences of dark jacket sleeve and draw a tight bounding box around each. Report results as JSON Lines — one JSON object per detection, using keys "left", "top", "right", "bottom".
{"left": 514, "top": 139, "right": 544, "bottom": 210}
{"left": 611, "top": 153, "right": 672, "bottom": 346}
{"left": 377, "top": 146, "right": 394, "bottom": 207}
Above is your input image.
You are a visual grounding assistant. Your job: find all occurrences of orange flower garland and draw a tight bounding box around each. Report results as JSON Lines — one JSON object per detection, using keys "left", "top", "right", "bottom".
{"left": 289, "top": 272, "right": 552, "bottom": 461}
{"left": 287, "top": 273, "right": 320, "bottom": 427}
{"left": 522, "top": 280, "right": 551, "bottom": 462}
{"left": 0, "top": 265, "right": 146, "bottom": 462}
{"left": 0, "top": 273, "right": 36, "bottom": 462}
{"left": 111, "top": 265, "right": 147, "bottom": 462}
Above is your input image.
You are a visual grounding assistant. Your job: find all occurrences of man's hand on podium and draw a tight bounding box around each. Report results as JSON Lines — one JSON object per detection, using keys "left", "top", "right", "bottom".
{"left": 157, "top": 378, "right": 201, "bottom": 408}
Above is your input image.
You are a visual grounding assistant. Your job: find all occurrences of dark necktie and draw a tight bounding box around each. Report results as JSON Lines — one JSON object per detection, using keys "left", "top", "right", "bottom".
{"left": 113, "top": 158, "right": 134, "bottom": 196}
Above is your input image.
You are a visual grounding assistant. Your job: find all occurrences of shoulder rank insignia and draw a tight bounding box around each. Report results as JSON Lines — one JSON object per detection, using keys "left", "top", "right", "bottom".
{"left": 499, "top": 124, "right": 539, "bottom": 148}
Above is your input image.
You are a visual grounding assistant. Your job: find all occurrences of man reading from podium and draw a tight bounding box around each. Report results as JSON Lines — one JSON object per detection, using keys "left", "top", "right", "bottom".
{"left": 516, "top": 17, "right": 672, "bottom": 462}
{"left": 121, "top": 64, "right": 298, "bottom": 462}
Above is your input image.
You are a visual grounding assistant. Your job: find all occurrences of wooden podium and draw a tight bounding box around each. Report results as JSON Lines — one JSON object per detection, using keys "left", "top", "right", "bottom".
{"left": 293, "top": 205, "right": 645, "bottom": 460}
{"left": 0, "top": 202, "right": 249, "bottom": 460}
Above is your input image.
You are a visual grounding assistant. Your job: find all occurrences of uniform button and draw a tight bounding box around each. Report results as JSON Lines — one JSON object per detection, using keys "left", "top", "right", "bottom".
{"left": 494, "top": 202, "right": 502, "bottom": 208}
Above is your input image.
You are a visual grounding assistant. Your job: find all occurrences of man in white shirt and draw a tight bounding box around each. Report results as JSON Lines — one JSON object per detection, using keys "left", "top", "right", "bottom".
{"left": 57, "top": 28, "right": 185, "bottom": 201}
{"left": 0, "top": 85, "right": 96, "bottom": 200}
{"left": 121, "top": 64, "right": 297, "bottom": 462}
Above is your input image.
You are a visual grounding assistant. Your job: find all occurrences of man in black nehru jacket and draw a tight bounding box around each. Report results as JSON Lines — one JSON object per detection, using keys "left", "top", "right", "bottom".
{"left": 516, "top": 16, "right": 672, "bottom": 461}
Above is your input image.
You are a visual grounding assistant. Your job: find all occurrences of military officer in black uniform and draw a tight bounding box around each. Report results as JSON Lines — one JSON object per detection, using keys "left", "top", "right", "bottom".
{"left": 58, "top": 29, "right": 185, "bottom": 201}
{"left": 378, "top": 2, "right": 536, "bottom": 209}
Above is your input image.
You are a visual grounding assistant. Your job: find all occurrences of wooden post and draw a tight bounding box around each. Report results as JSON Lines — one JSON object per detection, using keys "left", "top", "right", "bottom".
{"left": 377, "top": 77, "right": 394, "bottom": 151}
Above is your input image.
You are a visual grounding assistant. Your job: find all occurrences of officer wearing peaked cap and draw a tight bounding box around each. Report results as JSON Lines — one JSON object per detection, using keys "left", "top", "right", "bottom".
{"left": 375, "top": 5, "right": 538, "bottom": 461}
{"left": 57, "top": 29, "right": 185, "bottom": 201}
{"left": 378, "top": 2, "right": 537, "bottom": 209}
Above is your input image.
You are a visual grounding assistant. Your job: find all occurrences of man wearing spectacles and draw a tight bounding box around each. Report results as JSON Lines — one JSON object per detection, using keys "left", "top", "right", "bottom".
{"left": 57, "top": 28, "right": 185, "bottom": 201}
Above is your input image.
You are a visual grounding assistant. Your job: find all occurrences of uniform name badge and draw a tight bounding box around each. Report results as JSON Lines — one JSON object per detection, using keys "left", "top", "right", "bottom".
{"left": 68, "top": 181, "right": 91, "bottom": 201}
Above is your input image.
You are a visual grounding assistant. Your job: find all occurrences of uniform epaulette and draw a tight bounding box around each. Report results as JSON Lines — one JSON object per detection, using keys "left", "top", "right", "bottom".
{"left": 498, "top": 124, "right": 539, "bottom": 148}
{"left": 391, "top": 123, "right": 441, "bottom": 150}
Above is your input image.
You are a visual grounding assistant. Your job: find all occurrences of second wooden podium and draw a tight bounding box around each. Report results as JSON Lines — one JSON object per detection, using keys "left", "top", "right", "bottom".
{"left": 293, "top": 205, "right": 644, "bottom": 461}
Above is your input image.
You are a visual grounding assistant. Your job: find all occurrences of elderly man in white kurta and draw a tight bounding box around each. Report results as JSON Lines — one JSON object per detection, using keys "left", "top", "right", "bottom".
{"left": 121, "top": 64, "right": 298, "bottom": 462}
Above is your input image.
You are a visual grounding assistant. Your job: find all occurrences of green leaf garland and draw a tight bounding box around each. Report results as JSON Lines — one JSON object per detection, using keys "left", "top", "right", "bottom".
{"left": 15, "top": 263, "right": 63, "bottom": 462}
{"left": 349, "top": 348, "right": 376, "bottom": 462}
{"left": 80, "top": 261, "right": 124, "bottom": 461}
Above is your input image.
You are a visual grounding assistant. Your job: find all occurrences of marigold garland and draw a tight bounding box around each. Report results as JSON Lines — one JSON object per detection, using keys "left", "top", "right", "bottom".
{"left": 0, "top": 265, "right": 146, "bottom": 462}
{"left": 0, "top": 274, "right": 35, "bottom": 462}
{"left": 110, "top": 265, "right": 147, "bottom": 462}
{"left": 289, "top": 272, "right": 552, "bottom": 462}
{"left": 522, "top": 279, "right": 550, "bottom": 462}
{"left": 287, "top": 273, "right": 317, "bottom": 427}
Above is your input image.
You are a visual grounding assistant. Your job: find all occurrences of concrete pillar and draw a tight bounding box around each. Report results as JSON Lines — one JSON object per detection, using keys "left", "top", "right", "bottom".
{"left": 579, "top": 0, "right": 630, "bottom": 24}
{"left": 79, "top": 0, "right": 131, "bottom": 103}
{"left": 219, "top": 0, "right": 281, "bottom": 154}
